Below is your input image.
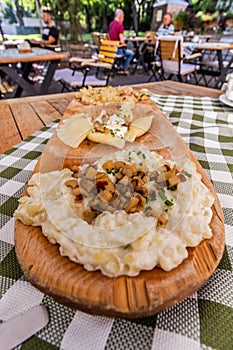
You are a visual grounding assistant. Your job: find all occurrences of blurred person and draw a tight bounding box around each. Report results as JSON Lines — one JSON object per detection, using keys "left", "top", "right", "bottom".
{"left": 218, "top": 11, "right": 226, "bottom": 32}
{"left": 30, "top": 8, "right": 59, "bottom": 48}
{"left": 108, "top": 9, "right": 134, "bottom": 74}
{"left": 26, "top": 8, "right": 59, "bottom": 83}
{"left": 157, "top": 13, "right": 174, "bottom": 36}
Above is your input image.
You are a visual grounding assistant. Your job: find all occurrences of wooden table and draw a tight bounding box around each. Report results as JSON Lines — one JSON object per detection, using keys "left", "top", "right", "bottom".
{"left": 0, "top": 48, "right": 67, "bottom": 97}
{"left": 0, "top": 81, "right": 222, "bottom": 154}
{"left": 125, "top": 36, "right": 146, "bottom": 43}
{"left": 184, "top": 34, "right": 220, "bottom": 42}
{"left": 195, "top": 42, "right": 233, "bottom": 88}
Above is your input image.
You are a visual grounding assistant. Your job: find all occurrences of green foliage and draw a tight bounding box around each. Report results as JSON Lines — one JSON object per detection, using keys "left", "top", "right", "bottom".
{"left": 225, "top": 12, "right": 233, "bottom": 20}
{"left": 2, "top": 3, "right": 18, "bottom": 24}
{"left": 6, "top": 0, "right": 230, "bottom": 44}
{"left": 190, "top": 0, "right": 218, "bottom": 13}
{"left": 174, "top": 11, "right": 189, "bottom": 29}
{"left": 174, "top": 11, "right": 200, "bottom": 30}
{"left": 215, "top": 0, "right": 233, "bottom": 12}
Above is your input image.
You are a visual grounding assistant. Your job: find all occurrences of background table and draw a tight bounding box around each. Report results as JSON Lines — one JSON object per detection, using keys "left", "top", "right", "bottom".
{"left": 0, "top": 48, "right": 67, "bottom": 97}
{"left": 0, "top": 82, "right": 232, "bottom": 350}
{"left": 189, "top": 42, "right": 233, "bottom": 88}
{"left": 197, "top": 43, "right": 233, "bottom": 88}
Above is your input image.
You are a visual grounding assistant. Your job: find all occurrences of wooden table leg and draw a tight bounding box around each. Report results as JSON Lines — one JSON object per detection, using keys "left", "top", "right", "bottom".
{"left": 39, "top": 60, "right": 59, "bottom": 94}
{"left": 214, "top": 53, "right": 233, "bottom": 89}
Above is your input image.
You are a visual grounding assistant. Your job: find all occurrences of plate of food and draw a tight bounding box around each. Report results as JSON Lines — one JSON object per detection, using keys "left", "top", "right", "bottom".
{"left": 14, "top": 86, "right": 225, "bottom": 318}
{"left": 219, "top": 93, "right": 233, "bottom": 108}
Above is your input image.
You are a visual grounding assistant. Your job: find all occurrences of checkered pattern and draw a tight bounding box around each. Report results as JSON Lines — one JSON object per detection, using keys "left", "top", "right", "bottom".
{"left": 0, "top": 95, "right": 232, "bottom": 350}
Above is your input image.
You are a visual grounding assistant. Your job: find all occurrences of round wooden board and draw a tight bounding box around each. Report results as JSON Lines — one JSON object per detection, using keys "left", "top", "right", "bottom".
{"left": 14, "top": 98, "right": 225, "bottom": 318}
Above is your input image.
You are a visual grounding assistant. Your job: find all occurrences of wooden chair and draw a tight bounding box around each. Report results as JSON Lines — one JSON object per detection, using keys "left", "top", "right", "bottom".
{"left": 90, "top": 32, "right": 109, "bottom": 49}
{"left": 91, "top": 32, "right": 101, "bottom": 47}
{"left": 131, "top": 32, "right": 156, "bottom": 74}
{"left": 152, "top": 36, "right": 201, "bottom": 83}
{"left": 69, "top": 33, "right": 111, "bottom": 68}
{"left": 99, "top": 33, "right": 110, "bottom": 42}
{"left": 70, "top": 44, "right": 92, "bottom": 59}
{"left": 53, "top": 40, "right": 120, "bottom": 91}
{"left": 145, "top": 31, "right": 156, "bottom": 43}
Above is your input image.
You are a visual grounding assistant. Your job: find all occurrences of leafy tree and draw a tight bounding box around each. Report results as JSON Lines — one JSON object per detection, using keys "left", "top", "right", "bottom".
{"left": 215, "top": 0, "right": 232, "bottom": 12}
{"left": 42, "top": 0, "right": 153, "bottom": 40}
{"left": 136, "top": 0, "right": 154, "bottom": 32}
{"left": 42, "top": 0, "right": 83, "bottom": 42}
{"left": 15, "top": 0, "right": 24, "bottom": 25}
{"left": 1, "top": 0, "right": 156, "bottom": 42}
{"left": 2, "top": 2, "right": 18, "bottom": 24}
{"left": 190, "top": 0, "right": 218, "bottom": 13}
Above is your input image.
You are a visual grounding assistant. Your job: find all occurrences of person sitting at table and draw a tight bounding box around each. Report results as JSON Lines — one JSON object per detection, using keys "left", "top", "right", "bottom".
{"left": 108, "top": 9, "right": 134, "bottom": 74}
{"left": 30, "top": 8, "right": 59, "bottom": 49}
{"left": 156, "top": 12, "right": 174, "bottom": 36}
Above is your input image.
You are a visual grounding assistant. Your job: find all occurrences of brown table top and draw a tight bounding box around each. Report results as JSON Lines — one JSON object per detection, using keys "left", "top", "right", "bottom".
{"left": 0, "top": 81, "right": 222, "bottom": 154}
{"left": 196, "top": 42, "right": 233, "bottom": 51}
{"left": 0, "top": 47, "right": 67, "bottom": 64}
{"left": 125, "top": 36, "right": 146, "bottom": 42}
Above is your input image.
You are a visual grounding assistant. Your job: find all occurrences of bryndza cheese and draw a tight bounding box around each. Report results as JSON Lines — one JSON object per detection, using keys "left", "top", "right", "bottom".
{"left": 14, "top": 148, "right": 214, "bottom": 278}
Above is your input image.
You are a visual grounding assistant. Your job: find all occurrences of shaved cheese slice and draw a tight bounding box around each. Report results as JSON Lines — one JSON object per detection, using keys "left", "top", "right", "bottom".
{"left": 124, "top": 115, "right": 154, "bottom": 142}
{"left": 57, "top": 113, "right": 92, "bottom": 148}
{"left": 119, "top": 102, "right": 135, "bottom": 122}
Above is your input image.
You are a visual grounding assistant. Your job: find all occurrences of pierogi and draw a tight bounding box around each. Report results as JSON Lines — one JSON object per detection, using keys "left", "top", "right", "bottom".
{"left": 56, "top": 103, "right": 154, "bottom": 149}
{"left": 14, "top": 148, "right": 214, "bottom": 278}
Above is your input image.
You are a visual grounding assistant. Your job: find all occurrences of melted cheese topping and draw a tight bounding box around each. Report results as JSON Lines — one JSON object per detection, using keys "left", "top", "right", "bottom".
{"left": 14, "top": 149, "right": 214, "bottom": 277}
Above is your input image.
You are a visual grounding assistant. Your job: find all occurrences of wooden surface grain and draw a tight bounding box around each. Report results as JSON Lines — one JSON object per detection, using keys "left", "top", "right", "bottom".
{"left": 14, "top": 91, "right": 225, "bottom": 318}
{"left": 0, "top": 49, "right": 67, "bottom": 64}
{"left": 0, "top": 93, "right": 74, "bottom": 153}
{"left": 0, "top": 81, "right": 222, "bottom": 153}
{"left": 196, "top": 42, "right": 233, "bottom": 51}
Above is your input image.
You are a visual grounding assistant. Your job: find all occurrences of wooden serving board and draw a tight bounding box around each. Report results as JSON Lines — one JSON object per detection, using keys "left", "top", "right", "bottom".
{"left": 14, "top": 96, "right": 225, "bottom": 319}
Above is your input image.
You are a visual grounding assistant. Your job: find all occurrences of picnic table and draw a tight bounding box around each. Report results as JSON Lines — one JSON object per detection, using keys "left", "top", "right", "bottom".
{"left": 0, "top": 47, "right": 67, "bottom": 97}
{"left": 183, "top": 41, "right": 233, "bottom": 88}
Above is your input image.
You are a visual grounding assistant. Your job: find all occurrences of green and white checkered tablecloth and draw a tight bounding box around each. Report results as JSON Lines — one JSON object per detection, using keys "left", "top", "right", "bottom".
{"left": 0, "top": 93, "right": 232, "bottom": 350}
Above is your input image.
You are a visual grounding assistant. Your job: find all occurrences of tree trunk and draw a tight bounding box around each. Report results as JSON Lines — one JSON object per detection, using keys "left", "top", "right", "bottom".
{"left": 35, "top": 0, "right": 43, "bottom": 35}
{"left": 84, "top": 4, "right": 92, "bottom": 33}
{"left": 131, "top": 1, "right": 138, "bottom": 34}
{"left": 68, "top": 0, "right": 83, "bottom": 43}
{"left": 102, "top": 9, "right": 108, "bottom": 32}
{"left": 14, "top": 0, "right": 24, "bottom": 26}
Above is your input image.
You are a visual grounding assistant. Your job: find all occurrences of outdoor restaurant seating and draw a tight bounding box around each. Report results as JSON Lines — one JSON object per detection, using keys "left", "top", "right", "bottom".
{"left": 193, "top": 42, "right": 233, "bottom": 88}
{"left": 53, "top": 40, "right": 120, "bottom": 91}
{"left": 91, "top": 32, "right": 110, "bottom": 49}
{"left": 70, "top": 43, "right": 93, "bottom": 59}
{"left": 149, "top": 36, "right": 201, "bottom": 83}
{"left": 130, "top": 31, "right": 156, "bottom": 74}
